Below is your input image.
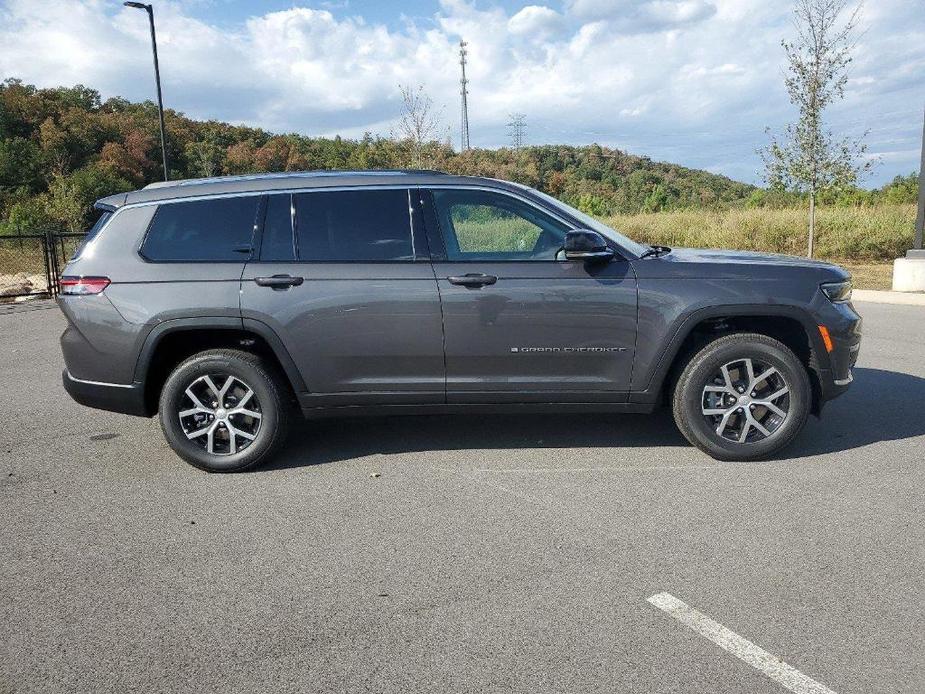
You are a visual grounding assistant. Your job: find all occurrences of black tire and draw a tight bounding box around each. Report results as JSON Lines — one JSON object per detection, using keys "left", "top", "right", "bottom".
{"left": 158, "top": 349, "right": 291, "bottom": 472}
{"left": 672, "top": 333, "right": 811, "bottom": 461}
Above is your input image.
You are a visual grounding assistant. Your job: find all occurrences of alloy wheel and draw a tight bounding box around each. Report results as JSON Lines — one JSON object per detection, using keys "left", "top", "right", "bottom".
{"left": 701, "top": 357, "right": 790, "bottom": 444}
{"left": 177, "top": 374, "right": 262, "bottom": 455}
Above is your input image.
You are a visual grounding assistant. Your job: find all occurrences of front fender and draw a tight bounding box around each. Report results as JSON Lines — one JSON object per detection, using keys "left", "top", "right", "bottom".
{"left": 630, "top": 302, "right": 830, "bottom": 403}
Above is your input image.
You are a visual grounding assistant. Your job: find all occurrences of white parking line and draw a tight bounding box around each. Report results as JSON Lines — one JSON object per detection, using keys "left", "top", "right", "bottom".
{"left": 647, "top": 592, "right": 837, "bottom": 694}
{"left": 473, "top": 465, "right": 719, "bottom": 473}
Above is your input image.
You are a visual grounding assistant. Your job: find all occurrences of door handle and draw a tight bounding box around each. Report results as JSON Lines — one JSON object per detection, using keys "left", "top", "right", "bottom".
{"left": 254, "top": 274, "right": 304, "bottom": 289}
{"left": 447, "top": 273, "right": 497, "bottom": 287}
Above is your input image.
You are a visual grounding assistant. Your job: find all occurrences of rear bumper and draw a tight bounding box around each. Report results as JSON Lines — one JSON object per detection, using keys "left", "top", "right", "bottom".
{"left": 62, "top": 369, "right": 150, "bottom": 417}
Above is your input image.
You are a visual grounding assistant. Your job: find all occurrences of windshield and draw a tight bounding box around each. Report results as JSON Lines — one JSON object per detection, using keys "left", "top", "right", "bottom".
{"left": 527, "top": 188, "right": 650, "bottom": 258}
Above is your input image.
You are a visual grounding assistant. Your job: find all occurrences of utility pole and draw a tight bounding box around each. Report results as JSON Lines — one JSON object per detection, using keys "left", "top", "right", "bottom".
{"left": 914, "top": 106, "right": 925, "bottom": 251}
{"left": 459, "top": 40, "right": 470, "bottom": 151}
{"left": 507, "top": 113, "right": 526, "bottom": 150}
{"left": 124, "top": 1, "right": 169, "bottom": 180}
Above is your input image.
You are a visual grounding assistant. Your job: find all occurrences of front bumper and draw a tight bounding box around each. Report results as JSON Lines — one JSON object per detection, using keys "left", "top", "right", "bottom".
{"left": 62, "top": 369, "right": 150, "bottom": 417}
{"left": 817, "top": 302, "right": 862, "bottom": 403}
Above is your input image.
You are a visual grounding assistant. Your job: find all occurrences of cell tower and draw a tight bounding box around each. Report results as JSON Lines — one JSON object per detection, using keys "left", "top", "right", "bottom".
{"left": 508, "top": 113, "right": 526, "bottom": 150}
{"left": 459, "top": 40, "right": 470, "bottom": 151}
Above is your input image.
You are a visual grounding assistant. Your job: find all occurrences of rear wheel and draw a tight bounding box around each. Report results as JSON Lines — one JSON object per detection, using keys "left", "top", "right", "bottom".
{"left": 672, "top": 333, "right": 811, "bottom": 461}
{"left": 158, "top": 349, "right": 291, "bottom": 472}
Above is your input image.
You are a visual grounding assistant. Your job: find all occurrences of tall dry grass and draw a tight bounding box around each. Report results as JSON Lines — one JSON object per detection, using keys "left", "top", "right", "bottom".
{"left": 600, "top": 204, "right": 916, "bottom": 261}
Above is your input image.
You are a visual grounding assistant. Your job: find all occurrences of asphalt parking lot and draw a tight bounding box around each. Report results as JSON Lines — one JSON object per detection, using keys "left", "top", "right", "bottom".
{"left": 1, "top": 301, "right": 923, "bottom": 694}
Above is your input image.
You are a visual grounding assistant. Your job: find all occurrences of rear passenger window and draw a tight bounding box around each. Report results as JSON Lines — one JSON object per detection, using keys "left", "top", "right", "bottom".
{"left": 294, "top": 189, "right": 412, "bottom": 262}
{"left": 140, "top": 197, "right": 258, "bottom": 262}
{"left": 261, "top": 194, "right": 295, "bottom": 261}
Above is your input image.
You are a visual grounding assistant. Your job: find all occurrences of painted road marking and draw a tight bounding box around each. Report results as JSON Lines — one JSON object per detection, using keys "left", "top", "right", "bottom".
{"left": 647, "top": 592, "right": 837, "bottom": 694}
{"left": 473, "top": 465, "right": 719, "bottom": 473}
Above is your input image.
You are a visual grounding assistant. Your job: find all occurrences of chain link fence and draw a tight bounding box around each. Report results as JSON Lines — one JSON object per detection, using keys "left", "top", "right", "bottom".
{"left": 0, "top": 230, "right": 86, "bottom": 303}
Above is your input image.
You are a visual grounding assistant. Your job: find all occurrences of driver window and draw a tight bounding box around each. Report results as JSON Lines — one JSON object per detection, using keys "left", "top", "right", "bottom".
{"left": 431, "top": 189, "right": 571, "bottom": 261}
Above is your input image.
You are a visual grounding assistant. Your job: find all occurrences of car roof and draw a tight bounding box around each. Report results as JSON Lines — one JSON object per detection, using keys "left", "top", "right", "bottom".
{"left": 95, "top": 170, "right": 523, "bottom": 209}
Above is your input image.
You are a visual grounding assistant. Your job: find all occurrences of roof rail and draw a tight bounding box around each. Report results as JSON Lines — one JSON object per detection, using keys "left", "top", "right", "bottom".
{"left": 143, "top": 169, "right": 447, "bottom": 190}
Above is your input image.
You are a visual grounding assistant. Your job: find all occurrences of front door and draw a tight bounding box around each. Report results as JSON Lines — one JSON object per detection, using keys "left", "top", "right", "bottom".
{"left": 424, "top": 187, "right": 638, "bottom": 404}
{"left": 241, "top": 187, "right": 445, "bottom": 408}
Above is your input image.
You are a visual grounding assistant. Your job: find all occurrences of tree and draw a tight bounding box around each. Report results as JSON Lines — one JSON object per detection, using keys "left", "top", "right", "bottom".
{"left": 99, "top": 130, "right": 156, "bottom": 185}
{"left": 761, "top": 0, "right": 872, "bottom": 257}
{"left": 0, "top": 194, "right": 55, "bottom": 235}
{"left": 880, "top": 173, "right": 919, "bottom": 205}
{"left": 224, "top": 141, "right": 258, "bottom": 175}
{"left": 0, "top": 136, "right": 43, "bottom": 192}
{"left": 46, "top": 166, "right": 131, "bottom": 231}
{"left": 393, "top": 84, "right": 443, "bottom": 168}
{"left": 184, "top": 140, "right": 223, "bottom": 178}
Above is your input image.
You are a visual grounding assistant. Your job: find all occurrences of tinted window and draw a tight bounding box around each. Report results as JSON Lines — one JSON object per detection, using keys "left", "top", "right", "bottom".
{"left": 294, "top": 189, "right": 412, "bottom": 262}
{"left": 431, "top": 189, "right": 570, "bottom": 261}
{"left": 141, "top": 197, "right": 258, "bottom": 262}
{"left": 261, "top": 194, "right": 295, "bottom": 261}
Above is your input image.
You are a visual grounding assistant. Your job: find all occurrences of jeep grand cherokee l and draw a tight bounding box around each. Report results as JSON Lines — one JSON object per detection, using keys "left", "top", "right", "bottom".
{"left": 58, "top": 170, "right": 861, "bottom": 472}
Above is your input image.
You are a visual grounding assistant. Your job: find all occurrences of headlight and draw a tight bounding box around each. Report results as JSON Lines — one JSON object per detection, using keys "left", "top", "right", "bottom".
{"left": 821, "top": 280, "right": 852, "bottom": 303}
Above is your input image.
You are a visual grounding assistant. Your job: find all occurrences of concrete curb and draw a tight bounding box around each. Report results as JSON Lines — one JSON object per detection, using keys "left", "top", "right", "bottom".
{"left": 854, "top": 289, "right": 925, "bottom": 306}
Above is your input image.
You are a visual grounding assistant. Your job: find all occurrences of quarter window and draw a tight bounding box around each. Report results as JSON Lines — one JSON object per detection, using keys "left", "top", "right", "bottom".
{"left": 431, "top": 189, "right": 570, "bottom": 261}
{"left": 294, "top": 189, "right": 413, "bottom": 262}
{"left": 141, "top": 197, "right": 258, "bottom": 262}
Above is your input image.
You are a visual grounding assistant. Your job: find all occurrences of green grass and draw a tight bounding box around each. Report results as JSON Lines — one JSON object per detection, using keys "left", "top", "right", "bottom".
{"left": 454, "top": 217, "right": 541, "bottom": 253}
{"left": 447, "top": 205, "right": 904, "bottom": 288}
{"left": 599, "top": 203, "right": 916, "bottom": 262}
{"left": 833, "top": 261, "right": 893, "bottom": 290}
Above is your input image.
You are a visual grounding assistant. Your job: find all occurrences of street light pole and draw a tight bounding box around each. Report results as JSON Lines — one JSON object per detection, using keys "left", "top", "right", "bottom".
{"left": 124, "top": 2, "right": 169, "bottom": 181}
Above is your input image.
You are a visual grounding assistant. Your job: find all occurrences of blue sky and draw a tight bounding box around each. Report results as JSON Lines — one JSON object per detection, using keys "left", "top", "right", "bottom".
{"left": 1, "top": 0, "right": 922, "bottom": 186}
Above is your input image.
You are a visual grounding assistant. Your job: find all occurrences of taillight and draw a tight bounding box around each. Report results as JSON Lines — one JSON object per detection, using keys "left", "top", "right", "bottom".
{"left": 59, "top": 276, "right": 111, "bottom": 295}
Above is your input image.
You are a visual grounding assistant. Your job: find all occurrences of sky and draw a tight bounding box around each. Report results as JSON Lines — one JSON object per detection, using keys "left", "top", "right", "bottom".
{"left": 0, "top": 0, "right": 922, "bottom": 186}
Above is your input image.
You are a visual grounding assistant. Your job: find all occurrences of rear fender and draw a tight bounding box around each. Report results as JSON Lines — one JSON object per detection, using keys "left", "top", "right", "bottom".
{"left": 132, "top": 317, "right": 306, "bottom": 392}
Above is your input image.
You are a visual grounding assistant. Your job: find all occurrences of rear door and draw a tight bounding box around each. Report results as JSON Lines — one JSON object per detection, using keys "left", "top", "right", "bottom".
{"left": 240, "top": 187, "right": 445, "bottom": 408}
{"left": 424, "top": 187, "right": 638, "bottom": 403}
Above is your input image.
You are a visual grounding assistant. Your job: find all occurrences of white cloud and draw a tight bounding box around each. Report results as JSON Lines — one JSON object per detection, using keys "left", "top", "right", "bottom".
{"left": 565, "top": 0, "right": 716, "bottom": 32}
{"left": 508, "top": 6, "right": 565, "bottom": 38}
{"left": 0, "top": 0, "right": 920, "bottom": 185}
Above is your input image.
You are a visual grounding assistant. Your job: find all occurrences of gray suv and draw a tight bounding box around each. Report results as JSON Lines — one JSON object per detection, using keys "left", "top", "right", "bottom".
{"left": 59, "top": 170, "right": 861, "bottom": 472}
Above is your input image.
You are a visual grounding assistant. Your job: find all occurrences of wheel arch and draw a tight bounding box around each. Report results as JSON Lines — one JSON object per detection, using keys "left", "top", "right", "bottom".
{"left": 633, "top": 304, "right": 829, "bottom": 414}
{"left": 134, "top": 317, "right": 306, "bottom": 414}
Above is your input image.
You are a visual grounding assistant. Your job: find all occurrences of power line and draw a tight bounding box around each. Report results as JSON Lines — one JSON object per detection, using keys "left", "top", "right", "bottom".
{"left": 459, "top": 40, "right": 470, "bottom": 151}
{"left": 508, "top": 113, "right": 526, "bottom": 150}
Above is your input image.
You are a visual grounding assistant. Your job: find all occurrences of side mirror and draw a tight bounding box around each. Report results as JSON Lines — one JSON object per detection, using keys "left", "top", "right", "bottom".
{"left": 564, "top": 229, "right": 614, "bottom": 262}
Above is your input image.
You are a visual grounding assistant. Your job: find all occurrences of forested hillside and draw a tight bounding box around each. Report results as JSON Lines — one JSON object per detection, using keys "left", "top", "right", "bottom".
{"left": 0, "top": 78, "right": 758, "bottom": 232}
{"left": 1, "top": 78, "right": 917, "bottom": 237}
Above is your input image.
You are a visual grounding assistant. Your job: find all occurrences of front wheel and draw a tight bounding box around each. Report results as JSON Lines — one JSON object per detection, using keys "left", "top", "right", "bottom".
{"left": 158, "top": 349, "right": 291, "bottom": 472}
{"left": 672, "top": 333, "right": 811, "bottom": 461}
